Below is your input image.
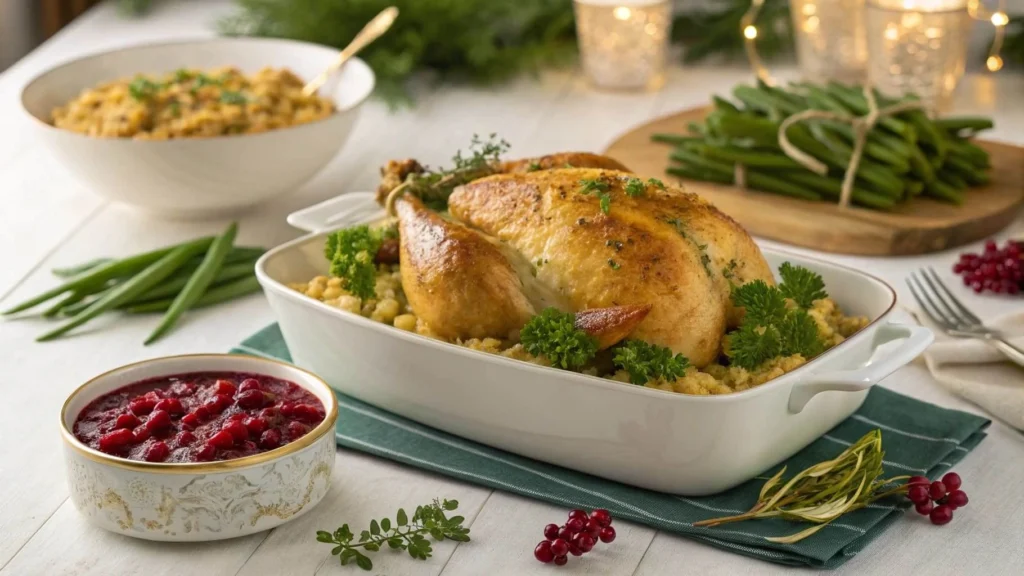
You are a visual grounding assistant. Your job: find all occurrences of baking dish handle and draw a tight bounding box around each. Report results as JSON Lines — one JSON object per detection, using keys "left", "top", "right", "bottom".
{"left": 787, "top": 323, "right": 934, "bottom": 413}
{"left": 287, "top": 191, "right": 382, "bottom": 233}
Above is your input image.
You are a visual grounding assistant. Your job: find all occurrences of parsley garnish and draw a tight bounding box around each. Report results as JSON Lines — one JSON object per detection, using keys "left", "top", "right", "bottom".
{"left": 527, "top": 162, "right": 542, "bottom": 172}
{"left": 725, "top": 265, "right": 828, "bottom": 369}
{"left": 732, "top": 280, "right": 788, "bottom": 327}
{"left": 189, "top": 73, "right": 222, "bottom": 95}
{"left": 625, "top": 177, "right": 665, "bottom": 198}
{"left": 605, "top": 239, "right": 624, "bottom": 251}
{"left": 665, "top": 217, "right": 687, "bottom": 238}
{"left": 727, "top": 324, "right": 783, "bottom": 370}
{"left": 220, "top": 90, "right": 248, "bottom": 105}
{"left": 608, "top": 259, "right": 620, "bottom": 270}
{"left": 779, "top": 309, "right": 824, "bottom": 358}
{"left": 128, "top": 77, "right": 162, "bottom": 101}
{"left": 316, "top": 498, "right": 469, "bottom": 571}
{"left": 520, "top": 308, "right": 598, "bottom": 370}
{"left": 173, "top": 69, "right": 193, "bottom": 82}
{"left": 665, "top": 217, "right": 711, "bottom": 274}
{"left": 613, "top": 340, "right": 690, "bottom": 385}
{"left": 647, "top": 178, "right": 666, "bottom": 189}
{"left": 578, "top": 178, "right": 612, "bottom": 214}
{"left": 722, "top": 259, "right": 739, "bottom": 281}
{"left": 324, "top": 225, "right": 383, "bottom": 300}
{"left": 167, "top": 101, "right": 181, "bottom": 117}
{"left": 624, "top": 177, "right": 646, "bottom": 197}
{"left": 778, "top": 262, "right": 827, "bottom": 308}
{"left": 699, "top": 249, "right": 712, "bottom": 276}
{"left": 578, "top": 178, "right": 610, "bottom": 195}
{"left": 193, "top": 73, "right": 220, "bottom": 88}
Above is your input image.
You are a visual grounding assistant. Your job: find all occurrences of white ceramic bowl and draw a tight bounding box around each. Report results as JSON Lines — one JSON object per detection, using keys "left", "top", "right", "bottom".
{"left": 60, "top": 354, "right": 338, "bottom": 541}
{"left": 21, "top": 38, "right": 375, "bottom": 218}
{"left": 258, "top": 192, "right": 933, "bottom": 496}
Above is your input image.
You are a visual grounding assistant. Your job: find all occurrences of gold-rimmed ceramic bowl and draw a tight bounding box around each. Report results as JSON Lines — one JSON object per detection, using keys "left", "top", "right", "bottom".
{"left": 60, "top": 354, "right": 338, "bottom": 541}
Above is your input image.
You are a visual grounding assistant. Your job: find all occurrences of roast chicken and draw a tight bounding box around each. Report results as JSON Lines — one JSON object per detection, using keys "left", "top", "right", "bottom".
{"left": 384, "top": 152, "right": 773, "bottom": 367}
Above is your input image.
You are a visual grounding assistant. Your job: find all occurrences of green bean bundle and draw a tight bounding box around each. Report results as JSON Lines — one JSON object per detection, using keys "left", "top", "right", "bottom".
{"left": 1, "top": 224, "right": 265, "bottom": 344}
{"left": 653, "top": 80, "right": 994, "bottom": 210}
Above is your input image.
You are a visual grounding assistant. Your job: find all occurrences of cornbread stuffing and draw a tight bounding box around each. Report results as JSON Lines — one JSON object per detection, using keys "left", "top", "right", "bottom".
{"left": 290, "top": 267, "right": 869, "bottom": 396}
{"left": 52, "top": 67, "right": 334, "bottom": 139}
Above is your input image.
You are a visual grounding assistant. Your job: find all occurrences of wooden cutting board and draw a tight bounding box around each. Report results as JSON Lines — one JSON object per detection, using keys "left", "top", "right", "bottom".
{"left": 604, "top": 107, "right": 1024, "bottom": 256}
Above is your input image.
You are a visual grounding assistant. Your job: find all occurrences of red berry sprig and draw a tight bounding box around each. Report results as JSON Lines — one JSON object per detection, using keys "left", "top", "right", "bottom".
{"left": 906, "top": 472, "right": 969, "bottom": 525}
{"left": 953, "top": 239, "right": 1022, "bottom": 295}
{"left": 534, "top": 508, "right": 616, "bottom": 566}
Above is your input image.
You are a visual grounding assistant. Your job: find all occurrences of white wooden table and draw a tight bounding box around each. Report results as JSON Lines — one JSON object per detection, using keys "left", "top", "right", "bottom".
{"left": 1, "top": 2, "right": 1022, "bottom": 575}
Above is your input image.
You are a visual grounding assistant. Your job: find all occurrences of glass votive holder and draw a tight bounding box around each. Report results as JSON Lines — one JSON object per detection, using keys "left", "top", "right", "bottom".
{"left": 864, "top": 0, "right": 970, "bottom": 110}
{"left": 790, "top": 0, "right": 869, "bottom": 84}
{"left": 573, "top": 0, "right": 671, "bottom": 91}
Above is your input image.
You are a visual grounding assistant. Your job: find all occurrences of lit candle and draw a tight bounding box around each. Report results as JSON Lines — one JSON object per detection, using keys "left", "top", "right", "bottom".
{"left": 789, "top": 0, "right": 870, "bottom": 84}
{"left": 864, "top": 0, "right": 970, "bottom": 110}
{"left": 573, "top": 0, "right": 671, "bottom": 91}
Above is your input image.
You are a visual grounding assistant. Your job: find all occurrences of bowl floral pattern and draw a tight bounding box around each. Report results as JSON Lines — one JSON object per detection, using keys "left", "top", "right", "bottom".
{"left": 64, "top": 431, "right": 335, "bottom": 540}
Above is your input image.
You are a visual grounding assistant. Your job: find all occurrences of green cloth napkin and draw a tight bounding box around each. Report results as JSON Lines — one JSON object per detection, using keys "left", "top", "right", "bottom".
{"left": 231, "top": 324, "right": 989, "bottom": 569}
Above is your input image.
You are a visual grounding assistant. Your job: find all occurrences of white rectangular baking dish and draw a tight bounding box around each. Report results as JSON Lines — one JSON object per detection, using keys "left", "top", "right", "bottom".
{"left": 256, "top": 192, "right": 933, "bottom": 495}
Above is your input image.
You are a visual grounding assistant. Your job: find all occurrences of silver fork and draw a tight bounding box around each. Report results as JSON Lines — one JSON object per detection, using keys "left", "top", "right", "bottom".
{"left": 907, "top": 267, "right": 1024, "bottom": 368}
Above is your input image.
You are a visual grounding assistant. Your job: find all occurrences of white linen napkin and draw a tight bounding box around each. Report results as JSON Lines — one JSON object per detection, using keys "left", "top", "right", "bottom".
{"left": 913, "top": 309, "right": 1024, "bottom": 430}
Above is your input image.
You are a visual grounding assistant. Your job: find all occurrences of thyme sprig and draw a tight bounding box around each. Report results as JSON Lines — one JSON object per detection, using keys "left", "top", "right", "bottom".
{"left": 403, "top": 134, "right": 509, "bottom": 210}
{"left": 316, "top": 498, "right": 470, "bottom": 571}
{"left": 694, "top": 430, "right": 910, "bottom": 543}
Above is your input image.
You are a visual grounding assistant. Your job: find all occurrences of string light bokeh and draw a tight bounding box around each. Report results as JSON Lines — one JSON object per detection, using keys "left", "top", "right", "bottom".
{"left": 573, "top": 0, "right": 672, "bottom": 91}
{"left": 739, "top": 0, "right": 1008, "bottom": 88}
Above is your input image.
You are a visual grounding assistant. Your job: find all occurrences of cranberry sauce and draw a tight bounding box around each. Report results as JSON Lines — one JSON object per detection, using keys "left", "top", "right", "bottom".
{"left": 73, "top": 372, "right": 326, "bottom": 463}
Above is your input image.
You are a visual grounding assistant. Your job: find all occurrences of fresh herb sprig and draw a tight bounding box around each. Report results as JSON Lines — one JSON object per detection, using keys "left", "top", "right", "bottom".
{"left": 694, "top": 430, "right": 910, "bottom": 543}
{"left": 402, "top": 134, "right": 509, "bottom": 210}
{"left": 613, "top": 340, "right": 690, "bottom": 385}
{"left": 520, "top": 308, "right": 598, "bottom": 370}
{"left": 316, "top": 499, "right": 470, "bottom": 571}
{"left": 726, "top": 264, "right": 827, "bottom": 369}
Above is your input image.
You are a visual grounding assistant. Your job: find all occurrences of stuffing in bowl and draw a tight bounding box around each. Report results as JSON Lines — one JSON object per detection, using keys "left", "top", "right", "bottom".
{"left": 20, "top": 38, "right": 374, "bottom": 217}
{"left": 52, "top": 67, "right": 335, "bottom": 139}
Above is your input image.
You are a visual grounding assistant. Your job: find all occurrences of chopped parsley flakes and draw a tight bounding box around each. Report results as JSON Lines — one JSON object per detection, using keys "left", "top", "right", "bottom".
{"left": 625, "top": 177, "right": 646, "bottom": 197}
{"left": 578, "top": 178, "right": 612, "bottom": 214}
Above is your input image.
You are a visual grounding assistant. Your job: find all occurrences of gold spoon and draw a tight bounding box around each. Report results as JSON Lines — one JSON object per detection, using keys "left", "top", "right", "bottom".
{"left": 302, "top": 6, "right": 399, "bottom": 97}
